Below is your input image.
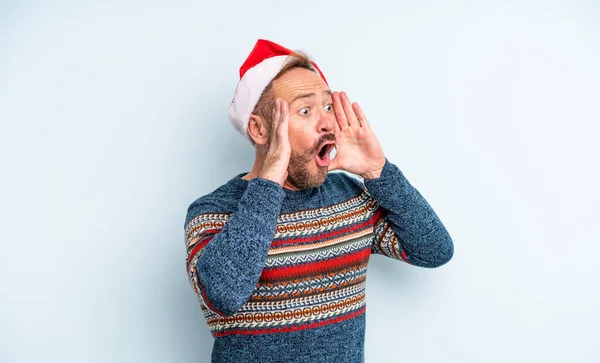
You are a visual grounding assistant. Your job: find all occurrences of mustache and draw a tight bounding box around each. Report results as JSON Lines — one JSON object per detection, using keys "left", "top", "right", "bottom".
{"left": 312, "top": 133, "right": 336, "bottom": 153}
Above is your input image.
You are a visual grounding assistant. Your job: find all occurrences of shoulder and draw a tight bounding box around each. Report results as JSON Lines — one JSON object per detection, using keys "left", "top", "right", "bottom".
{"left": 184, "top": 177, "right": 245, "bottom": 228}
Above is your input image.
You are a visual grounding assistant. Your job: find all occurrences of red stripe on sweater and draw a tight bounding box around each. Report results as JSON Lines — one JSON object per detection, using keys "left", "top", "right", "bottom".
{"left": 213, "top": 305, "right": 366, "bottom": 337}
{"left": 186, "top": 235, "right": 214, "bottom": 273}
{"left": 196, "top": 278, "right": 228, "bottom": 317}
{"left": 401, "top": 250, "right": 411, "bottom": 264}
{"left": 259, "top": 247, "right": 371, "bottom": 281}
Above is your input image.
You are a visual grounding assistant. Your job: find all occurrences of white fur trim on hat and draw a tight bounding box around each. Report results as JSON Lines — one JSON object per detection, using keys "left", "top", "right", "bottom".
{"left": 228, "top": 55, "right": 290, "bottom": 143}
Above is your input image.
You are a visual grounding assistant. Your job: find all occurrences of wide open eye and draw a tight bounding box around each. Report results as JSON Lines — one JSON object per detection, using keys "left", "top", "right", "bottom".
{"left": 324, "top": 104, "right": 333, "bottom": 112}
{"left": 299, "top": 107, "right": 310, "bottom": 116}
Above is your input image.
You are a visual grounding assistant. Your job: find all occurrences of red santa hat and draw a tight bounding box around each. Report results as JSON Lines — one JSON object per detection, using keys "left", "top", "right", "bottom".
{"left": 228, "top": 39, "right": 328, "bottom": 142}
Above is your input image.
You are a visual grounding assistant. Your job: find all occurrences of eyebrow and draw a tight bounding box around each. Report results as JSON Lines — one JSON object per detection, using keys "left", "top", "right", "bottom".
{"left": 290, "top": 89, "right": 332, "bottom": 103}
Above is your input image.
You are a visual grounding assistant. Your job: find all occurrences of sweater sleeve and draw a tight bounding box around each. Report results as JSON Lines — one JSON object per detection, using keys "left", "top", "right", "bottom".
{"left": 363, "top": 159, "right": 454, "bottom": 268}
{"left": 184, "top": 178, "right": 285, "bottom": 316}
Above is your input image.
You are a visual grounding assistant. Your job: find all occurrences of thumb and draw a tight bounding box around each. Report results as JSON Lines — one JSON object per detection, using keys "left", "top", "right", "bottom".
{"left": 328, "top": 156, "right": 341, "bottom": 172}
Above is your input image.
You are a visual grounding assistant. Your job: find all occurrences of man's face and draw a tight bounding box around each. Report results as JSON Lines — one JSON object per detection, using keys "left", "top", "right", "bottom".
{"left": 271, "top": 67, "right": 337, "bottom": 189}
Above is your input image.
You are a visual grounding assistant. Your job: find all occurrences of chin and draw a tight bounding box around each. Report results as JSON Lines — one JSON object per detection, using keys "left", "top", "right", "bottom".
{"left": 288, "top": 166, "right": 328, "bottom": 189}
{"left": 310, "top": 168, "right": 328, "bottom": 188}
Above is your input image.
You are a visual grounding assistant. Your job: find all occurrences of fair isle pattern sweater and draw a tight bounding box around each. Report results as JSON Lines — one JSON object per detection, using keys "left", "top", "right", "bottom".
{"left": 184, "top": 159, "right": 454, "bottom": 362}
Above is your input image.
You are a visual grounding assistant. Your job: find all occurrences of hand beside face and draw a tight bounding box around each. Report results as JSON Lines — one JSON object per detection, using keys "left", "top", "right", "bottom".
{"left": 329, "top": 91, "right": 386, "bottom": 179}
{"left": 265, "top": 67, "right": 386, "bottom": 185}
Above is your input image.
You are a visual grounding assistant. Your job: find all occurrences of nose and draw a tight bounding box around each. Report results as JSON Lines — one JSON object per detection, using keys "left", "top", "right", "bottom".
{"left": 317, "top": 109, "right": 335, "bottom": 134}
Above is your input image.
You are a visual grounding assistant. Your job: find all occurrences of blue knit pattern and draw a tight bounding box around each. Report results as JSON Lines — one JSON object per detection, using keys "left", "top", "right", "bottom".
{"left": 184, "top": 159, "right": 454, "bottom": 362}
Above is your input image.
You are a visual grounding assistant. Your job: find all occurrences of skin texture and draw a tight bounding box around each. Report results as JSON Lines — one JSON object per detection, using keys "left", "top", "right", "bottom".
{"left": 243, "top": 67, "right": 386, "bottom": 189}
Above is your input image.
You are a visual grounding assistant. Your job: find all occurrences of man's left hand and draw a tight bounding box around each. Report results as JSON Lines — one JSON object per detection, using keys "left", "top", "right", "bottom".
{"left": 329, "top": 91, "right": 386, "bottom": 179}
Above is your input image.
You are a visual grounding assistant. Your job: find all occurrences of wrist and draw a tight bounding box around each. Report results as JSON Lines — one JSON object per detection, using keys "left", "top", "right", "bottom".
{"left": 361, "top": 168, "right": 382, "bottom": 180}
{"left": 361, "top": 159, "right": 386, "bottom": 180}
{"left": 259, "top": 174, "right": 284, "bottom": 186}
{"left": 259, "top": 168, "right": 286, "bottom": 186}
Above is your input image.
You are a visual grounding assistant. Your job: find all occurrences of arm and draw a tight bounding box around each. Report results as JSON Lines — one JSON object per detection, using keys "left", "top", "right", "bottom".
{"left": 185, "top": 98, "right": 292, "bottom": 317}
{"left": 328, "top": 91, "right": 453, "bottom": 268}
{"left": 185, "top": 178, "right": 284, "bottom": 316}
{"left": 364, "top": 159, "right": 454, "bottom": 268}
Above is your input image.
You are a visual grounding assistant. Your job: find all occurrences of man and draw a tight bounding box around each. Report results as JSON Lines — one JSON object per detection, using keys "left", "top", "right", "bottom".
{"left": 184, "top": 39, "right": 454, "bottom": 362}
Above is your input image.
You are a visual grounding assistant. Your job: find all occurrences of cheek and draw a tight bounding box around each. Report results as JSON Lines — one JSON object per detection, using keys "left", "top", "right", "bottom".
{"left": 289, "top": 135, "right": 313, "bottom": 156}
{"left": 326, "top": 112, "right": 336, "bottom": 124}
{"left": 287, "top": 121, "right": 310, "bottom": 147}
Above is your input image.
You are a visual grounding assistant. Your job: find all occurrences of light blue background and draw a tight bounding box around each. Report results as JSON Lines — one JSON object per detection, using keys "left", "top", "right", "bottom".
{"left": 2, "top": 1, "right": 599, "bottom": 362}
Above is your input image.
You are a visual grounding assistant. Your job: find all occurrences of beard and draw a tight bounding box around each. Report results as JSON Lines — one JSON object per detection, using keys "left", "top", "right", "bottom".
{"left": 286, "top": 134, "right": 335, "bottom": 190}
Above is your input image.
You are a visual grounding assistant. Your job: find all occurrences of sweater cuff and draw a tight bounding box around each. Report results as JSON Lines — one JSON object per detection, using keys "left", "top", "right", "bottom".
{"left": 363, "top": 158, "right": 413, "bottom": 210}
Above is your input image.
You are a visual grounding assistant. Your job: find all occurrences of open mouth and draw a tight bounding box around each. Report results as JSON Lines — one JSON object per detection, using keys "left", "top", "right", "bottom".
{"left": 316, "top": 143, "right": 335, "bottom": 167}
{"left": 318, "top": 143, "right": 334, "bottom": 159}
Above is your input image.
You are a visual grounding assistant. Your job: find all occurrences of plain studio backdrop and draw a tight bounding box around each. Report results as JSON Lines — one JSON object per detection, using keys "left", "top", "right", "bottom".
{"left": 1, "top": 0, "right": 599, "bottom": 362}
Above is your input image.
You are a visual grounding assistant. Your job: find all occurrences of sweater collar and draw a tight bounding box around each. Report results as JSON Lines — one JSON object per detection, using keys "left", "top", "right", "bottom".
{"left": 231, "top": 173, "right": 325, "bottom": 202}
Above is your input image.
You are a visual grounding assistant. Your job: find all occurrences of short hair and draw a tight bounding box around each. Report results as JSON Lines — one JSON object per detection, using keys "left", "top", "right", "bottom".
{"left": 250, "top": 51, "right": 317, "bottom": 135}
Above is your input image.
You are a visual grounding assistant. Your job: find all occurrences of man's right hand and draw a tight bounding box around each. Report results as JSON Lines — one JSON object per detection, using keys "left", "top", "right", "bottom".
{"left": 259, "top": 98, "right": 291, "bottom": 186}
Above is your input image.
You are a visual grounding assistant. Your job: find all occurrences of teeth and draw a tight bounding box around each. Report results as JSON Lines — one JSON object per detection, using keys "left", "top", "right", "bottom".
{"left": 329, "top": 146, "right": 337, "bottom": 158}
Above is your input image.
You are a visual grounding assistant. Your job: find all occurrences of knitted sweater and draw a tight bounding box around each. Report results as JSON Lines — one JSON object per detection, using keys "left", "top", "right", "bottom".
{"left": 184, "top": 159, "right": 454, "bottom": 362}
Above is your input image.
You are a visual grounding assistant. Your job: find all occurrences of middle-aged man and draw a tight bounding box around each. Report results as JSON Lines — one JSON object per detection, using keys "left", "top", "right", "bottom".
{"left": 184, "top": 39, "right": 454, "bottom": 362}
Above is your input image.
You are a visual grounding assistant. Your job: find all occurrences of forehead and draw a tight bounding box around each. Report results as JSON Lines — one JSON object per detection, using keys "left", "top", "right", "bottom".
{"left": 272, "top": 67, "right": 330, "bottom": 100}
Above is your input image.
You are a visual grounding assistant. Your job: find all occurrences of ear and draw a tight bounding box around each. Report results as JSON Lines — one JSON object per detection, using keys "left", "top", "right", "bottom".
{"left": 247, "top": 113, "right": 269, "bottom": 145}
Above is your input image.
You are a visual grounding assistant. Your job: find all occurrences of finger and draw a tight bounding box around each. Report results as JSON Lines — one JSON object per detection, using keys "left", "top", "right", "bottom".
{"left": 333, "top": 111, "right": 341, "bottom": 135}
{"left": 328, "top": 155, "right": 340, "bottom": 172}
{"left": 272, "top": 98, "right": 281, "bottom": 130}
{"left": 340, "top": 92, "right": 360, "bottom": 127}
{"left": 279, "top": 99, "right": 289, "bottom": 138}
{"left": 351, "top": 102, "right": 370, "bottom": 130}
{"left": 268, "top": 98, "right": 282, "bottom": 148}
{"left": 332, "top": 91, "right": 348, "bottom": 130}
